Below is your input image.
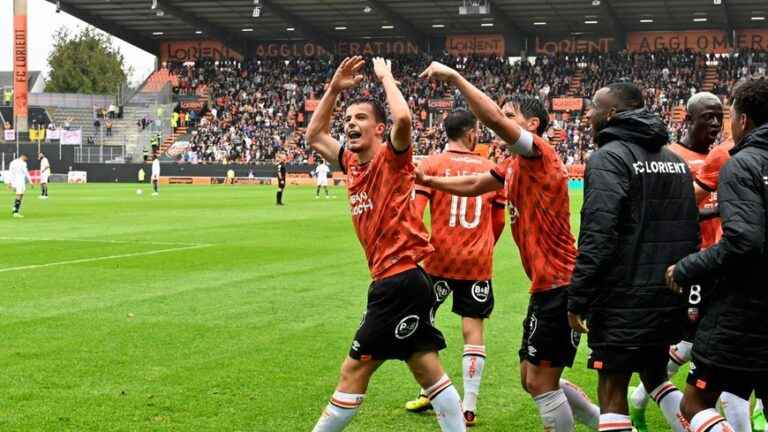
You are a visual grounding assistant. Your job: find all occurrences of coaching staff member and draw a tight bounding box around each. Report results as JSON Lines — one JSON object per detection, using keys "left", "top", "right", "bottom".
{"left": 568, "top": 82, "right": 700, "bottom": 432}
{"left": 668, "top": 78, "right": 768, "bottom": 432}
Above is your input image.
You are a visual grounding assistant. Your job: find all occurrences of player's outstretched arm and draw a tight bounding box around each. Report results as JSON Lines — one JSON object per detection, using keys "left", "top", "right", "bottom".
{"left": 373, "top": 57, "right": 411, "bottom": 152}
{"left": 306, "top": 56, "right": 365, "bottom": 163}
{"left": 416, "top": 170, "right": 501, "bottom": 197}
{"left": 420, "top": 62, "right": 536, "bottom": 157}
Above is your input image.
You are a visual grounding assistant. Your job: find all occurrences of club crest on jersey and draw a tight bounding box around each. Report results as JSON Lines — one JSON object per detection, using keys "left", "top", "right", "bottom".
{"left": 471, "top": 281, "right": 491, "bottom": 303}
{"left": 508, "top": 203, "right": 520, "bottom": 225}
{"left": 351, "top": 340, "right": 360, "bottom": 351}
{"left": 395, "top": 315, "right": 420, "bottom": 340}
{"left": 434, "top": 280, "right": 451, "bottom": 303}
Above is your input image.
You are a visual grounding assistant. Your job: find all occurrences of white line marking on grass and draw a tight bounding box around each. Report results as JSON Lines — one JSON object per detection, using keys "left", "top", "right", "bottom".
{"left": 0, "top": 244, "right": 211, "bottom": 273}
{"left": 0, "top": 237, "right": 207, "bottom": 247}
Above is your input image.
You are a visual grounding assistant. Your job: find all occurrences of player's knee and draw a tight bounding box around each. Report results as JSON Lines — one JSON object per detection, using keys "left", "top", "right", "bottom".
{"left": 523, "top": 374, "right": 554, "bottom": 396}
{"left": 338, "top": 358, "right": 371, "bottom": 385}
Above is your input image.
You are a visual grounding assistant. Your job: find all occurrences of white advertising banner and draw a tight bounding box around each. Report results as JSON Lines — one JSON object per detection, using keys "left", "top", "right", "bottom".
{"left": 60, "top": 129, "right": 82, "bottom": 145}
{"left": 67, "top": 171, "right": 88, "bottom": 184}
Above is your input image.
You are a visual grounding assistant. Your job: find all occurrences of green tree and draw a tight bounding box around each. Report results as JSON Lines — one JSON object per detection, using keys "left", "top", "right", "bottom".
{"left": 45, "top": 27, "right": 133, "bottom": 95}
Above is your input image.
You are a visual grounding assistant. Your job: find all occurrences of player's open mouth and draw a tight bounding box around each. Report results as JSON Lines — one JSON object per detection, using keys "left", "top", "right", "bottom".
{"left": 347, "top": 131, "right": 362, "bottom": 139}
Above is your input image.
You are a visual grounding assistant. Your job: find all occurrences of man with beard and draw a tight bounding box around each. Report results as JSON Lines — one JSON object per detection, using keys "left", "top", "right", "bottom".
{"left": 568, "top": 82, "right": 700, "bottom": 432}
{"left": 667, "top": 78, "right": 768, "bottom": 432}
{"left": 305, "top": 56, "right": 465, "bottom": 432}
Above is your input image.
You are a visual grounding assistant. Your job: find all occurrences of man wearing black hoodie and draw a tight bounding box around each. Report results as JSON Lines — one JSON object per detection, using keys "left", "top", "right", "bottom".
{"left": 668, "top": 78, "right": 768, "bottom": 432}
{"left": 568, "top": 82, "right": 700, "bottom": 432}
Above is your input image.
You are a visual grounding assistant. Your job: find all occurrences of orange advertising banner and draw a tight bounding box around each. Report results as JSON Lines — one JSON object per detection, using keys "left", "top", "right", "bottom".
{"left": 13, "top": 13, "right": 28, "bottom": 118}
{"left": 628, "top": 31, "right": 731, "bottom": 53}
{"left": 446, "top": 34, "right": 505, "bottom": 56}
{"left": 535, "top": 37, "right": 616, "bottom": 55}
{"left": 735, "top": 29, "right": 768, "bottom": 50}
{"left": 552, "top": 98, "right": 584, "bottom": 112}
{"left": 159, "top": 41, "right": 242, "bottom": 63}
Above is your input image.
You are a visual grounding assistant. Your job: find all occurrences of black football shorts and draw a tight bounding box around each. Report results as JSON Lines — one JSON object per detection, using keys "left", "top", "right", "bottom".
{"left": 588, "top": 345, "right": 669, "bottom": 374}
{"left": 687, "top": 357, "right": 768, "bottom": 400}
{"left": 519, "top": 287, "right": 581, "bottom": 368}
{"left": 429, "top": 276, "right": 494, "bottom": 319}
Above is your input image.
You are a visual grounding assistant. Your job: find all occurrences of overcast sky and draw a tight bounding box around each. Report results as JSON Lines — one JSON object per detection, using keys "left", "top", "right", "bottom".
{"left": 0, "top": 0, "right": 157, "bottom": 86}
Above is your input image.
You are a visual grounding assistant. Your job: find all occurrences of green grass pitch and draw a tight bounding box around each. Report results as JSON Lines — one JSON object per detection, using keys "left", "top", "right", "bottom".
{"left": 0, "top": 183, "right": 686, "bottom": 431}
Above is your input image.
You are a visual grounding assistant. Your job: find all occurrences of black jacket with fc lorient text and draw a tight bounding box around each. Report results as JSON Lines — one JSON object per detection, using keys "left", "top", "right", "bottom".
{"left": 674, "top": 123, "right": 768, "bottom": 373}
{"left": 568, "top": 109, "right": 700, "bottom": 348}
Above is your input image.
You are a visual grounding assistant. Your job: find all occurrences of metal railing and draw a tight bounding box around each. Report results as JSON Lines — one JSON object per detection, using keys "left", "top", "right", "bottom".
{"left": 74, "top": 146, "right": 125, "bottom": 163}
{"left": 29, "top": 93, "right": 115, "bottom": 109}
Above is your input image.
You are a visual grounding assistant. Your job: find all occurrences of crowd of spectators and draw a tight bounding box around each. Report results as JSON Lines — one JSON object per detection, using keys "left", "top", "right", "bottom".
{"left": 165, "top": 48, "right": 766, "bottom": 166}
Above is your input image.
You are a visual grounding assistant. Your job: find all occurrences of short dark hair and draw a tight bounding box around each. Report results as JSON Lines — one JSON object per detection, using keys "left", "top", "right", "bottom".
{"left": 504, "top": 94, "right": 549, "bottom": 136}
{"left": 606, "top": 82, "right": 645, "bottom": 111}
{"left": 444, "top": 109, "right": 477, "bottom": 141}
{"left": 732, "top": 78, "right": 768, "bottom": 128}
{"left": 346, "top": 97, "right": 387, "bottom": 124}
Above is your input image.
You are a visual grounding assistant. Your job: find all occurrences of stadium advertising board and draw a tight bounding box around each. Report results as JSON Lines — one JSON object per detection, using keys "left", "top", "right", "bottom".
{"left": 628, "top": 31, "right": 731, "bottom": 53}
{"left": 251, "top": 39, "right": 420, "bottom": 57}
{"left": 534, "top": 36, "right": 616, "bottom": 54}
{"left": 3, "top": 129, "right": 15, "bottom": 141}
{"left": 67, "top": 171, "right": 87, "bottom": 184}
{"left": 160, "top": 41, "right": 243, "bottom": 63}
{"left": 552, "top": 98, "right": 584, "bottom": 112}
{"left": 180, "top": 99, "right": 206, "bottom": 110}
{"left": 13, "top": 4, "right": 28, "bottom": 121}
{"left": 60, "top": 129, "right": 82, "bottom": 145}
{"left": 446, "top": 34, "right": 505, "bottom": 56}
{"left": 735, "top": 29, "right": 768, "bottom": 50}
{"left": 428, "top": 99, "right": 453, "bottom": 111}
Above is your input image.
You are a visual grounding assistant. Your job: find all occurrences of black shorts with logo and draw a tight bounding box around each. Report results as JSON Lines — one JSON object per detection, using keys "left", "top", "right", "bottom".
{"left": 587, "top": 346, "right": 669, "bottom": 374}
{"left": 349, "top": 267, "right": 447, "bottom": 361}
{"left": 519, "top": 287, "right": 581, "bottom": 368}
{"left": 429, "top": 276, "right": 494, "bottom": 319}
{"left": 687, "top": 357, "right": 768, "bottom": 400}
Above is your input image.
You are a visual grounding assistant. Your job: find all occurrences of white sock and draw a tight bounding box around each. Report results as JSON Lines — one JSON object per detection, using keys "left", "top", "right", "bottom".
{"left": 311, "top": 391, "right": 364, "bottom": 432}
{"left": 668, "top": 340, "right": 693, "bottom": 376}
{"left": 462, "top": 344, "right": 486, "bottom": 413}
{"left": 560, "top": 379, "right": 599, "bottom": 430}
{"left": 534, "top": 389, "right": 575, "bottom": 432}
{"left": 720, "top": 392, "right": 752, "bottom": 432}
{"left": 756, "top": 399, "right": 765, "bottom": 414}
{"left": 598, "top": 413, "right": 633, "bottom": 431}
{"left": 426, "top": 374, "right": 466, "bottom": 432}
{"left": 649, "top": 382, "right": 687, "bottom": 432}
{"left": 630, "top": 384, "right": 651, "bottom": 410}
{"left": 690, "top": 408, "right": 735, "bottom": 432}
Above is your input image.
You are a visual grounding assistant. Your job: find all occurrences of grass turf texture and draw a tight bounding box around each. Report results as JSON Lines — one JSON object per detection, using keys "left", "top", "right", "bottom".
{"left": 0, "top": 183, "right": 688, "bottom": 431}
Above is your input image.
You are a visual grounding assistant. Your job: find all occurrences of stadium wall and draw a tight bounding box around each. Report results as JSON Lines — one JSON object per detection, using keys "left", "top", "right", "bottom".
{"left": 72, "top": 163, "right": 315, "bottom": 183}
{"left": 0, "top": 143, "right": 75, "bottom": 172}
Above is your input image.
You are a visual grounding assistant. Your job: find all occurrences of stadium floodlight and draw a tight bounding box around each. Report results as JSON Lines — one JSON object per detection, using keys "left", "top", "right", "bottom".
{"left": 334, "top": 26, "right": 348, "bottom": 30}
{"left": 152, "top": 31, "right": 164, "bottom": 35}
{"left": 592, "top": 0, "right": 601, "bottom": 5}
{"left": 432, "top": 24, "right": 446, "bottom": 28}
{"left": 713, "top": 0, "right": 722, "bottom": 5}
{"left": 195, "top": 30, "right": 203, "bottom": 34}
{"left": 752, "top": 16, "right": 766, "bottom": 21}
{"left": 481, "top": 22, "right": 494, "bottom": 27}
{"left": 151, "top": 0, "right": 157, "bottom": 10}
{"left": 693, "top": 17, "right": 707, "bottom": 22}
{"left": 242, "top": 28, "right": 254, "bottom": 32}
{"left": 533, "top": 21, "right": 547, "bottom": 26}
{"left": 459, "top": 0, "right": 490, "bottom": 16}
{"left": 253, "top": 7, "right": 261, "bottom": 18}
{"left": 381, "top": 25, "right": 394, "bottom": 29}
{"left": 584, "top": 20, "right": 598, "bottom": 24}
{"left": 640, "top": 18, "right": 654, "bottom": 23}
{"left": 286, "top": 27, "right": 295, "bottom": 31}
{"left": 363, "top": 6, "right": 372, "bottom": 13}
{"left": 56, "top": 0, "right": 61, "bottom": 13}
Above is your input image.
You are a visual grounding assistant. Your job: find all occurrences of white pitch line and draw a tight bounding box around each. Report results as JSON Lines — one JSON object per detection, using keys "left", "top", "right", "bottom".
{"left": 0, "top": 244, "right": 211, "bottom": 273}
{"left": 0, "top": 237, "right": 206, "bottom": 247}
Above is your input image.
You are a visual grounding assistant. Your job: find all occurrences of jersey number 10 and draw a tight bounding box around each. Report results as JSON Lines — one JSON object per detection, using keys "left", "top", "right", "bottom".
{"left": 449, "top": 195, "right": 482, "bottom": 229}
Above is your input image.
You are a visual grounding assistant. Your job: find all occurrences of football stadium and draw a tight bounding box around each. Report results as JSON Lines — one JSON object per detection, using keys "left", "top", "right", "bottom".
{"left": 2, "top": 0, "right": 768, "bottom": 431}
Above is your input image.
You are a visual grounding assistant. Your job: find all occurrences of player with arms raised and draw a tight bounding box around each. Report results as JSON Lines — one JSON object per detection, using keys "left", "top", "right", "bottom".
{"left": 305, "top": 56, "right": 465, "bottom": 432}
{"left": 404, "top": 109, "right": 506, "bottom": 426}
{"left": 418, "top": 62, "right": 599, "bottom": 431}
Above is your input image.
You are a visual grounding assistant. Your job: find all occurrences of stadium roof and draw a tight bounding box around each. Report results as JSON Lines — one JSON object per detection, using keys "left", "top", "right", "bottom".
{"left": 49, "top": 0, "right": 768, "bottom": 53}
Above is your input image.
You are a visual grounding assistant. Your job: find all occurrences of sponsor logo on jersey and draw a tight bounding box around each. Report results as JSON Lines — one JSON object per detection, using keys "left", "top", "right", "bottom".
{"left": 632, "top": 161, "right": 688, "bottom": 175}
{"left": 349, "top": 191, "right": 374, "bottom": 216}
{"left": 434, "top": 280, "right": 451, "bottom": 303}
{"left": 351, "top": 340, "right": 360, "bottom": 351}
{"left": 395, "top": 315, "right": 420, "bottom": 340}
{"left": 570, "top": 329, "right": 582, "bottom": 349}
{"left": 471, "top": 281, "right": 491, "bottom": 303}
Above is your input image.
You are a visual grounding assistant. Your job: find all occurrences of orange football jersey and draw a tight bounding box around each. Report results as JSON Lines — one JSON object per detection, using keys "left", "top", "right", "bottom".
{"left": 490, "top": 135, "right": 576, "bottom": 293}
{"left": 341, "top": 143, "right": 434, "bottom": 280}
{"left": 669, "top": 142, "right": 720, "bottom": 248}
{"left": 694, "top": 140, "right": 735, "bottom": 246}
{"left": 416, "top": 147, "right": 505, "bottom": 281}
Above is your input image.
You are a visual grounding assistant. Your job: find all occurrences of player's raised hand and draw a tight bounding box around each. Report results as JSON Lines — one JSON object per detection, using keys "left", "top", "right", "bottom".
{"left": 330, "top": 56, "right": 365, "bottom": 92}
{"left": 372, "top": 57, "right": 393, "bottom": 82}
{"left": 419, "top": 61, "right": 459, "bottom": 83}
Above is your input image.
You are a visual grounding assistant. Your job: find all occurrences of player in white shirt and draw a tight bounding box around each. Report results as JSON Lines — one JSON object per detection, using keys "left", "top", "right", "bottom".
{"left": 7, "top": 154, "right": 32, "bottom": 218}
{"left": 151, "top": 155, "right": 160, "bottom": 196}
{"left": 38, "top": 153, "right": 50, "bottom": 199}
{"left": 313, "top": 159, "right": 331, "bottom": 199}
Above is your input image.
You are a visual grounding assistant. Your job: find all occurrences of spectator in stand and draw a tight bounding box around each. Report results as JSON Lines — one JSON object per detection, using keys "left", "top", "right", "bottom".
{"left": 106, "top": 119, "right": 113, "bottom": 137}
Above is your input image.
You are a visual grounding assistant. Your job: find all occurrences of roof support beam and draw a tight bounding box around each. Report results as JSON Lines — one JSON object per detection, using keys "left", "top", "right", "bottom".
{"left": 600, "top": 0, "right": 626, "bottom": 47}
{"left": 46, "top": 0, "right": 157, "bottom": 53}
{"left": 260, "top": 0, "right": 337, "bottom": 54}
{"left": 486, "top": 0, "right": 531, "bottom": 38}
{"left": 721, "top": 0, "right": 736, "bottom": 45}
{"left": 159, "top": 0, "right": 244, "bottom": 51}
{"left": 365, "top": 0, "right": 429, "bottom": 51}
